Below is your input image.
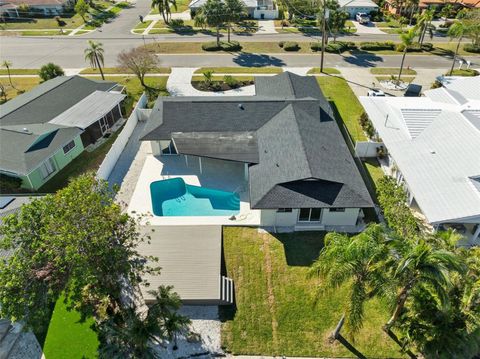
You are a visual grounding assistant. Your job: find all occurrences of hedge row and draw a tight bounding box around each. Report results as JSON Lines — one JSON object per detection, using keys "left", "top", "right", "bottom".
{"left": 464, "top": 43, "right": 480, "bottom": 54}
{"left": 201, "top": 41, "right": 242, "bottom": 52}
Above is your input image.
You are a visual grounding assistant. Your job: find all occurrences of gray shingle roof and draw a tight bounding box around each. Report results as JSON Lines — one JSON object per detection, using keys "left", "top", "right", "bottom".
{"left": 141, "top": 72, "right": 373, "bottom": 209}
{"left": 0, "top": 76, "right": 117, "bottom": 175}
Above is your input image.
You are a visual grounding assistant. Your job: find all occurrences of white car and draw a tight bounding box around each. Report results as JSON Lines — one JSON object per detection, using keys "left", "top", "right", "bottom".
{"left": 367, "top": 89, "right": 385, "bottom": 97}
{"left": 356, "top": 12, "right": 370, "bottom": 24}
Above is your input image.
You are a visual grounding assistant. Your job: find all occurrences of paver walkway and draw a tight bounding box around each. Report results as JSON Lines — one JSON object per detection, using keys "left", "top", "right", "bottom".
{"left": 256, "top": 20, "right": 277, "bottom": 34}
{"left": 167, "top": 67, "right": 255, "bottom": 96}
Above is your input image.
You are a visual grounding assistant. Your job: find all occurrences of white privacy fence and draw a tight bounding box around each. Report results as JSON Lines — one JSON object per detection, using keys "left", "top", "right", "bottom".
{"left": 97, "top": 93, "right": 148, "bottom": 180}
{"left": 355, "top": 141, "right": 384, "bottom": 158}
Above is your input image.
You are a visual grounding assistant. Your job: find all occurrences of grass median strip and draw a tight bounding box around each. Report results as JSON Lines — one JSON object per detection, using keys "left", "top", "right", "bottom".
{"left": 307, "top": 67, "right": 341, "bottom": 75}
{"left": 194, "top": 67, "right": 283, "bottom": 74}
{"left": 79, "top": 67, "right": 171, "bottom": 74}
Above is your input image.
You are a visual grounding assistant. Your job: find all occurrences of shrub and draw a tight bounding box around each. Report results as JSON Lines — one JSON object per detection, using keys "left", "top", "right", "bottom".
{"left": 38, "top": 63, "right": 65, "bottom": 82}
{"left": 395, "top": 42, "right": 422, "bottom": 52}
{"left": 0, "top": 174, "right": 22, "bottom": 193}
{"left": 278, "top": 41, "right": 285, "bottom": 48}
{"left": 430, "top": 80, "right": 442, "bottom": 89}
{"left": 223, "top": 75, "right": 239, "bottom": 88}
{"left": 464, "top": 43, "right": 480, "bottom": 54}
{"left": 448, "top": 69, "right": 479, "bottom": 77}
{"left": 311, "top": 41, "right": 356, "bottom": 53}
{"left": 359, "top": 112, "right": 376, "bottom": 139}
{"left": 169, "top": 19, "right": 184, "bottom": 27}
{"left": 201, "top": 41, "right": 242, "bottom": 52}
{"left": 283, "top": 41, "right": 300, "bottom": 51}
{"left": 421, "top": 42, "right": 433, "bottom": 51}
{"left": 360, "top": 41, "right": 395, "bottom": 51}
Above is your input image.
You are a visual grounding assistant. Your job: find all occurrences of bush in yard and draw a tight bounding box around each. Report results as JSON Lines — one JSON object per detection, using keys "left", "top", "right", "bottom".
{"left": 463, "top": 43, "right": 480, "bottom": 53}
{"left": 360, "top": 41, "right": 395, "bottom": 51}
{"left": 169, "top": 19, "right": 184, "bottom": 27}
{"left": 283, "top": 41, "right": 300, "bottom": 51}
{"left": 421, "top": 42, "right": 433, "bottom": 51}
{"left": 278, "top": 41, "right": 285, "bottom": 48}
{"left": 38, "top": 63, "right": 65, "bottom": 82}
{"left": 359, "top": 111, "right": 376, "bottom": 139}
{"left": 314, "top": 41, "right": 356, "bottom": 53}
{"left": 395, "top": 42, "right": 422, "bottom": 52}
{"left": 202, "top": 41, "right": 242, "bottom": 52}
{"left": 223, "top": 75, "right": 239, "bottom": 88}
{"left": 0, "top": 174, "right": 22, "bottom": 193}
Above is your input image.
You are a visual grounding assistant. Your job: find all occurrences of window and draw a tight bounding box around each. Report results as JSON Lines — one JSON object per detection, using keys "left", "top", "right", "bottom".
{"left": 40, "top": 157, "right": 56, "bottom": 179}
{"left": 277, "top": 208, "right": 292, "bottom": 213}
{"left": 298, "top": 208, "right": 322, "bottom": 222}
{"left": 63, "top": 140, "right": 76, "bottom": 154}
{"left": 329, "top": 208, "right": 345, "bottom": 212}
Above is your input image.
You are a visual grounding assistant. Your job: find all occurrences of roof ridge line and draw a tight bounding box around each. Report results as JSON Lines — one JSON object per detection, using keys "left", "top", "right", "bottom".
{"left": 290, "top": 104, "right": 313, "bottom": 177}
{"left": 0, "top": 76, "right": 75, "bottom": 121}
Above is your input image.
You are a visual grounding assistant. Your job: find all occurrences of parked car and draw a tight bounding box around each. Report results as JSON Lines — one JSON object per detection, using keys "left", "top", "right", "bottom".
{"left": 356, "top": 13, "right": 370, "bottom": 24}
{"left": 367, "top": 88, "right": 385, "bottom": 97}
{"left": 404, "top": 84, "right": 422, "bottom": 97}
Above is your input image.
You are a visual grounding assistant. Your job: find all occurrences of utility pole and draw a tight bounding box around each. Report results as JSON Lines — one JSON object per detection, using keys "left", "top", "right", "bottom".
{"left": 320, "top": 1, "right": 329, "bottom": 72}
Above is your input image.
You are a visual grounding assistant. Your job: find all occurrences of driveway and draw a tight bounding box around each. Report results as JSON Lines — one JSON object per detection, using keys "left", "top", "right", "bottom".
{"left": 351, "top": 20, "right": 386, "bottom": 35}
{"left": 256, "top": 20, "right": 277, "bottom": 34}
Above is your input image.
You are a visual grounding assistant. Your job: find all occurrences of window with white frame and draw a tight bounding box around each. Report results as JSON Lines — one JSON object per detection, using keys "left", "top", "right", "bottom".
{"left": 329, "top": 208, "right": 345, "bottom": 212}
{"left": 277, "top": 208, "right": 292, "bottom": 213}
{"left": 298, "top": 208, "right": 322, "bottom": 222}
{"left": 62, "top": 140, "right": 76, "bottom": 154}
{"left": 40, "top": 157, "right": 56, "bottom": 179}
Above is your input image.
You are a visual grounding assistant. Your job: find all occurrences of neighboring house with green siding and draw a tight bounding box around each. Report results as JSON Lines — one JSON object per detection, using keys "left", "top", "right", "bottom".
{"left": 0, "top": 76, "right": 126, "bottom": 191}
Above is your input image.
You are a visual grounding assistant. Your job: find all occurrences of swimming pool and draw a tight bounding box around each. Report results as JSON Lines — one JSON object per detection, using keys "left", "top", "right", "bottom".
{"left": 150, "top": 178, "right": 240, "bottom": 216}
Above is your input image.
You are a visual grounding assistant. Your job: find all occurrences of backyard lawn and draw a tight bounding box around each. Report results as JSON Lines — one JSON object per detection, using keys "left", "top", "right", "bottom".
{"left": 221, "top": 227, "right": 401, "bottom": 357}
{"left": 316, "top": 76, "right": 366, "bottom": 142}
{"left": 0, "top": 76, "right": 40, "bottom": 102}
{"left": 43, "top": 296, "right": 98, "bottom": 359}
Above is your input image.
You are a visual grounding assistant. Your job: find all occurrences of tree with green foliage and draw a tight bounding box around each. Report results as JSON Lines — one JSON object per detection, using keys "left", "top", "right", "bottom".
{"left": 415, "top": 8, "right": 434, "bottom": 45}
{"left": 0, "top": 174, "right": 189, "bottom": 355}
{"left": 75, "top": 0, "right": 89, "bottom": 22}
{"left": 84, "top": 40, "right": 105, "bottom": 80}
{"left": 448, "top": 20, "right": 470, "bottom": 76}
{"left": 194, "top": 10, "right": 207, "bottom": 29}
{"left": 322, "top": 0, "right": 349, "bottom": 42}
{"left": 397, "top": 28, "right": 417, "bottom": 81}
{"left": 151, "top": 0, "right": 177, "bottom": 24}
{"left": 38, "top": 62, "right": 65, "bottom": 81}
{"left": 310, "top": 224, "right": 471, "bottom": 358}
{"left": 98, "top": 286, "right": 190, "bottom": 357}
{"left": 457, "top": 8, "right": 480, "bottom": 46}
{"left": 202, "top": 0, "right": 227, "bottom": 46}
{"left": 224, "top": 0, "right": 245, "bottom": 42}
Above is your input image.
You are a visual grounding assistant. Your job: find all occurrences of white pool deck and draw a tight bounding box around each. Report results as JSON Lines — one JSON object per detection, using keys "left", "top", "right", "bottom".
{"left": 127, "top": 143, "right": 262, "bottom": 226}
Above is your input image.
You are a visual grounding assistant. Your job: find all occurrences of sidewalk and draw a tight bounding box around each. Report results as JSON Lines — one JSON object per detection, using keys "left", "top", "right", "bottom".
{"left": 256, "top": 20, "right": 277, "bottom": 34}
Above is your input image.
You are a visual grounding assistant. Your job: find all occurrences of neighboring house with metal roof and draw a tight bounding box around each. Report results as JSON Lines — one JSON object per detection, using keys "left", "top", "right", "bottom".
{"left": 140, "top": 72, "right": 373, "bottom": 231}
{"left": 189, "top": 0, "right": 278, "bottom": 19}
{"left": 359, "top": 76, "right": 480, "bottom": 244}
{"left": 0, "top": 76, "right": 125, "bottom": 191}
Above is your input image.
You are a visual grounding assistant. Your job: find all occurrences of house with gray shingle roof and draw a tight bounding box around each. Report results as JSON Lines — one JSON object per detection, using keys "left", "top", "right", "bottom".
{"left": 140, "top": 72, "right": 373, "bottom": 230}
{"left": 0, "top": 75, "right": 125, "bottom": 191}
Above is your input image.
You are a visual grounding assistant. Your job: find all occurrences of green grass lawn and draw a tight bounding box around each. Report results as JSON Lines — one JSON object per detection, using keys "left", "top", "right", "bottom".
{"left": 133, "top": 20, "right": 152, "bottom": 30}
{"left": 0, "top": 68, "right": 39, "bottom": 75}
{"left": 80, "top": 67, "right": 171, "bottom": 74}
{"left": 307, "top": 67, "right": 341, "bottom": 75}
{"left": 194, "top": 67, "right": 283, "bottom": 74}
{"left": 447, "top": 69, "right": 479, "bottom": 76}
{"left": 316, "top": 76, "right": 366, "bottom": 142}
{"left": 363, "top": 158, "right": 384, "bottom": 190}
{"left": 0, "top": 76, "right": 40, "bottom": 102}
{"left": 221, "top": 227, "right": 401, "bottom": 357}
{"left": 370, "top": 67, "right": 417, "bottom": 75}
{"left": 43, "top": 296, "right": 98, "bottom": 358}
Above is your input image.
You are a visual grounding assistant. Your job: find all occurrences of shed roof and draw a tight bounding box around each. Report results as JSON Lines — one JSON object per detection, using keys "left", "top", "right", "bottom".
{"left": 49, "top": 91, "right": 125, "bottom": 129}
{"left": 138, "top": 225, "right": 222, "bottom": 303}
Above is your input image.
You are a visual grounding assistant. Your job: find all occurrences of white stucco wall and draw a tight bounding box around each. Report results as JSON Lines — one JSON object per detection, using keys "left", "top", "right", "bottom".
{"left": 321, "top": 208, "right": 360, "bottom": 226}
{"left": 253, "top": 9, "right": 278, "bottom": 19}
{"left": 151, "top": 141, "right": 161, "bottom": 156}
{"left": 260, "top": 209, "right": 299, "bottom": 227}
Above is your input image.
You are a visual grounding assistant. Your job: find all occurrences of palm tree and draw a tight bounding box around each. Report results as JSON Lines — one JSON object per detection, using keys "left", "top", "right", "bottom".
{"left": 2, "top": 60, "right": 15, "bottom": 89}
{"left": 448, "top": 20, "right": 468, "bottom": 76}
{"left": 397, "top": 28, "right": 417, "bottom": 82}
{"left": 84, "top": 40, "right": 105, "bottom": 80}
{"left": 202, "top": 0, "right": 227, "bottom": 46}
{"left": 151, "top": 0, "right": 177, "bottom": 25}
{"left": 309, "top": 224, "right": 392, "bottom": 334}
{"left": 416, "top": 8, "right": 434, "bottom": 45}
{"left": 224, "top": 0, "right": 245, "bottom": 42}
{"left": 194, "top": 11, "right": 207, "bottom": 30}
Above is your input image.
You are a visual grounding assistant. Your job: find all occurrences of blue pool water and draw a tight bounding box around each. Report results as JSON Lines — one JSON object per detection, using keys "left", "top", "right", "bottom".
{"left": 150, "top": 178, "right": 240, "bottom": 216}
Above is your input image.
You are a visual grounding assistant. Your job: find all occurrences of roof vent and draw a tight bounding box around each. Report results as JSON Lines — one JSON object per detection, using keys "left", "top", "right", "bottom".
{"left": 238, "top": 104, "right": 244, "bottom": 110}
{"left": 23, "top": 127, "right": 28, "bottom": 132}
{"left": 430, "top": 150, "right": 436, "bottom": 154}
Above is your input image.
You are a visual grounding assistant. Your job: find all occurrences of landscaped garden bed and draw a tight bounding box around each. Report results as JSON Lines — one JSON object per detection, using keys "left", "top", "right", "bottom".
{"left": 191, "top": 74, "right": 253, "bottom": 92}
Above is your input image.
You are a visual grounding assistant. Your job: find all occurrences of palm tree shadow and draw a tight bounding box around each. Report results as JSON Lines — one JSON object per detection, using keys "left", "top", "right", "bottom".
{"left": 233, "top": 53, "right": 286, "bottom": 67}
{"left": 343, "top": 50, "right": 384, "bottom": 67}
